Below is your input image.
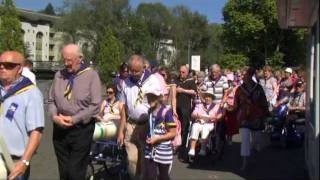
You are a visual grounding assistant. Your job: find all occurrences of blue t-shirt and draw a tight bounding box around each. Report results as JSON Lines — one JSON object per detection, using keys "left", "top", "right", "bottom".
{"left": 145, "top": 105, "right": 176, "bottom": 164}
{"left": 0, "top": 78, "right": 45, "bottom": 157}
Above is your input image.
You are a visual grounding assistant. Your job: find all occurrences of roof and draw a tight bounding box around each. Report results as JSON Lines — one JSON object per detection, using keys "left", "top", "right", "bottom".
{"left": 277, "top": 0, "right": 319, "bottom": 28}
{"left": 17, "top": 8, "right": 60, "bottom": 24}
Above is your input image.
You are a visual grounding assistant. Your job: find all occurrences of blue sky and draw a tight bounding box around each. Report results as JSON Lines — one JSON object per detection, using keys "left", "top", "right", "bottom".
{"left": 14, "top": 0, "right": 227, "bottom": 23}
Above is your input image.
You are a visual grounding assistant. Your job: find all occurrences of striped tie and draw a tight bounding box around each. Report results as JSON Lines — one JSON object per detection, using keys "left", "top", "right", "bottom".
{"left": 134, "top": 85, "right": 144, "bottom": 107}
{"left": 109, "top": 102, "right": 114, "bottom": 114}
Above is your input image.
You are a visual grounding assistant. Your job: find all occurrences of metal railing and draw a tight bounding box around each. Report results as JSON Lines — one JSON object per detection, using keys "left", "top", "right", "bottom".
{"left": 33, "top": 61, "right": 63, "bottom": 71}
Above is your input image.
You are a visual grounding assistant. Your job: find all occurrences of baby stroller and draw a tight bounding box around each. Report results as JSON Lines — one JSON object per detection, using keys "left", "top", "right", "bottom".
{"left": 86, "top": 140, "right": 128, "bottom": 180}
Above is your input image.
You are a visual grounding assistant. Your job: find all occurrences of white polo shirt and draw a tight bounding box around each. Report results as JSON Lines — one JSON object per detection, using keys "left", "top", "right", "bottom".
{"left": 120, "top": 72, "right": 160, "bottom": 121}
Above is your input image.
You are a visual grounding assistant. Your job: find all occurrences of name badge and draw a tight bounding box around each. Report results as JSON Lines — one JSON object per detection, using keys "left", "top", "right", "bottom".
{"left": 5, "top": 103, "right": 18, "bottom": 121}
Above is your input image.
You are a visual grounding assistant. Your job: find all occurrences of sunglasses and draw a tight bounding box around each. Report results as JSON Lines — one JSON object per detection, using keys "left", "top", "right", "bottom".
{"left": 107, "top": 91, "right": 114, "bottom": 95}
{"left": 0, "top": 62, "right": 21, "bottom": 70}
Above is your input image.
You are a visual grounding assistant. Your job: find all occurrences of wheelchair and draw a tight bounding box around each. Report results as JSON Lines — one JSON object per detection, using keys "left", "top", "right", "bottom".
{"left": 186, "top": 120, "right": 225, "bottom": 164}
{"left": 268, "top": 104, "right": 305, "bottom": 148}
{"left": 86, "top": 140, "right": 128, "bottom": 180}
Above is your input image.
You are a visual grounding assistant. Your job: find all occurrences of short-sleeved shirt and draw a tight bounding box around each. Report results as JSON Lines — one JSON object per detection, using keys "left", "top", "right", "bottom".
{"left": 289, "top": 92, "right": 306, "bottom": 109}
{"left": 0, "top": 78, "right": 45, "bottom": 157}
{"left": 120, "top": 70, "right": 161, "bottom": 121}
{"left": 261, "top": 76, "right": 277, "bottom": 100}
{"left": 175, "top": 78, "right": 197, "bottom": 111}
{"left": 202, "top": 75, "right": 229, "bottom": 104}
{"left": 145, "top": 105, "right": 176, "bottom": 164}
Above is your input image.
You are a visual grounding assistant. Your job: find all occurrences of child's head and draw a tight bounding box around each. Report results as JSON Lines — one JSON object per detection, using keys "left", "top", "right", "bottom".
{"left": 145, "top": 86, "right": 163, "bottom": 110}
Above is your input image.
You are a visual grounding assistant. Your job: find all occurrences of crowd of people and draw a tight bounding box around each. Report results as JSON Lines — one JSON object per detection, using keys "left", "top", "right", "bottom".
{"left": 0, "top": 43, "right": 306, "bottom": 180}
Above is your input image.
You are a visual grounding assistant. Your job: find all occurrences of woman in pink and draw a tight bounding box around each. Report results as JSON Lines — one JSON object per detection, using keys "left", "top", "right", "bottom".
{"left": 188, "top": 90, "right": 225, "bottom": 157}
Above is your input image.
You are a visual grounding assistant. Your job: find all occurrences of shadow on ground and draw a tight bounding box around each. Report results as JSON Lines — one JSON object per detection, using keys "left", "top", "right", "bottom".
{"left": 186, "top": 138, "right": 308, "bottom": 180}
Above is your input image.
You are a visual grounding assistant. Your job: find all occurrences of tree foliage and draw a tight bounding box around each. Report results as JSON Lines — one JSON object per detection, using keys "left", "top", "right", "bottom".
{"left": 0, "top": 0, "right": 24, "bottom": 53}
{"left": 222, "top": 0, "right": 307, "bottom": 68}
{"left": 96, "top": 27, "right": 124, "bottom": 83}
{"left": 39, "top": 3, "right": 56, "bottom": 15}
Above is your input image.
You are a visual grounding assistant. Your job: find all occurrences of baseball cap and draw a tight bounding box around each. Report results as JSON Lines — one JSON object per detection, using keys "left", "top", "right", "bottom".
{"left": 285, "top": 67, "right": 293, "bottom": 74}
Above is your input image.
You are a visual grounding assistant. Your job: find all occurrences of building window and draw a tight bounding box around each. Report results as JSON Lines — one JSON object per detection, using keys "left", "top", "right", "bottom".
{"left": 36, "top": 32, "right": 43, "bottom": 61}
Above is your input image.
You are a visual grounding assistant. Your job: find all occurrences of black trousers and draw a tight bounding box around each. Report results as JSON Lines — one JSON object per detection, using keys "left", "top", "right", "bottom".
{"left": 53, "top": 121, "right": 94, "bottom": 180}
{"left": 177, "top": 107, "right": 191, "bottom": 155}
{"left": 214, "top": 120, "right": 226, "bottom": 153}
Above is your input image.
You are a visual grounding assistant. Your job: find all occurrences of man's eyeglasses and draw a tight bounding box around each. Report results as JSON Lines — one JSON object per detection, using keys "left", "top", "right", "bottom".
{"left": 0, "top": 62, "right": 21, "bottom": 70}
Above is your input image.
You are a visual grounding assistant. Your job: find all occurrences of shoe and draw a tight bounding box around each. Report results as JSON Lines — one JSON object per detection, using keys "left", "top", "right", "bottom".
{"left": 188, "top": 149, "right": 195, "bottom": 156}
{"left": 199, "top": 149, "right": 206, "bottom": 156}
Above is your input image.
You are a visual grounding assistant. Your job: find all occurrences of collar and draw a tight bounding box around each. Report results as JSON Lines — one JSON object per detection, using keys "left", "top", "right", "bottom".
{"left": 0, "top": 77, "right": 24, "bottom": 92}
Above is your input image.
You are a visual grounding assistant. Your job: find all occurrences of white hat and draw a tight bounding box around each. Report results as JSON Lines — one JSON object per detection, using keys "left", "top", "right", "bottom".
{"left": 144, "top": 84, "right": 163, "bottom": 96}
{"left": 285, "top": 67, "right": 293, "bottom": 74}
{"left": 201, "top": 88, "right": 215, "bottom": 98}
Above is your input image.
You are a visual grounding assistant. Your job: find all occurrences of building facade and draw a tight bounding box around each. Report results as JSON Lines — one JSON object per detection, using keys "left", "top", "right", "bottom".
{"left": 18, "top": 8, "right": 63, "bottom": 64}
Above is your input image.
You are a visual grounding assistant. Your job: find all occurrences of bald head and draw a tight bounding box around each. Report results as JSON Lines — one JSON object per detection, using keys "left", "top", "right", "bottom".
{"left": 62, "top": 44, "right": 82, "bottom": 57}
{"left": 128, "top": 55, "right": 144, "bottom": 71}
{"left": 211, "top": 64, "right": 221, "bottom": 79}
{"left": 0, "top": 51, "right": 25, "bottom": 84}
{"left": 128, "top": 55, "right": 145, "bottom": 81}
{"left": 0, "top": 51, "right": 25, "bottom": 64}
{"left": 62, "top": 44, "right": 83, "bottom": 73}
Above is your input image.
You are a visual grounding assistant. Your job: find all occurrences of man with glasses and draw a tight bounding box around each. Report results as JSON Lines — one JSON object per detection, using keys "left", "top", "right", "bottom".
{"left": 48, "top": 44, "right": 102, "bottom": 180}
{"left": 117, "top": 55, "right": 161, "bottom": 180}
{"left": 0, "top": 51, "right": 44, "bottom": 180}
{"left": 175, "top": 64, "right": 197, "bottom": 162}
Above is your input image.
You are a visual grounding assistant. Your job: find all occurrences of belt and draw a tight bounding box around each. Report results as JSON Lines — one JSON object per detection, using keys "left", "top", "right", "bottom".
{"left": 0, "top": 154, "right": 21, "bottom": 160}
{"left": 127, "top": 118, "right": 147, "bottom": 125}
{"left": 11, "top": 155, "right": 21, "bottom": 160}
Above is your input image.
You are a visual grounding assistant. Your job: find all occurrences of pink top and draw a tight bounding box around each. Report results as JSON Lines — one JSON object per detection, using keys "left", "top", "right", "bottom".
{"left": 192, "top": 103, "right": 223, "bottom": 123}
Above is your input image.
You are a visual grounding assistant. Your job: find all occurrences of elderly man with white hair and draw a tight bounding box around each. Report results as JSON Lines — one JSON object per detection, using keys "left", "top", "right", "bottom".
{"left": 48, "top": 44, "right": 102, "bottom": 180}
{"left": 202, "top": 64, "right": 229, "bottom": 158}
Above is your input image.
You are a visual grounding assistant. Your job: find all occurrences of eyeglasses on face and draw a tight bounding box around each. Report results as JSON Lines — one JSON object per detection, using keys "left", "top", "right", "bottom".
{"left": 107, "top": 91, "right": 114, "bottom": 95}
{"left": 0, "top": 62, "right": 21, "bottom": 70}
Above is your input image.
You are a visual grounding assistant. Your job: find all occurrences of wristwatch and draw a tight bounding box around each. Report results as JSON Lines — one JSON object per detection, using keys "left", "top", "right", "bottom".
{"left": 22, "top": 159, "right": 30, "bottom": 166}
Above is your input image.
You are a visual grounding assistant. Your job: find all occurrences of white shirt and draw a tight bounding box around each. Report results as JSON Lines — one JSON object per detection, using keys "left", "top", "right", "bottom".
{"left": 22, "top": 67, "right": 36, "bottom": 85}
{"left": 120, "top": 73, "right": 160, "bottom": 121}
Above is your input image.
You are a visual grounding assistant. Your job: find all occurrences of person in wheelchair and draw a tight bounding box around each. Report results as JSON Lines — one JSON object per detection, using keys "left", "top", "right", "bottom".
{"left": 92, "top": 84, "right": 126, "bottom": 157}
{"left": 287, "top": 80, "right": 306, "bottom": 124}
{"left": 188, "top": 90, "right": 225, "bottom": 157}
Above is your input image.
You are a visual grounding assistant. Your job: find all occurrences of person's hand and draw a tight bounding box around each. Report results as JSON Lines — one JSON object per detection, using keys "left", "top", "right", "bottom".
{"left": 8, "top": 160, "right": 28, "bottom": 180}
{"left": 53, "top": 114, "right": 73, "bottom": 127}
{"left": 117, "top": 131, "right": 125, "bottom": 145}
{"left": 173, "top": 110, "right": 179, "bottom": 118}
{"left": 146, "top": 136, "right": 159, "bottom": 145}
{"left": 176, "top": 87, "right": 184, "bottom": 93}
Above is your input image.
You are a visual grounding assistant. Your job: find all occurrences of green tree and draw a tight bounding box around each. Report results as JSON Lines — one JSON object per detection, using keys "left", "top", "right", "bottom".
{"left": 39, "top": 3, "right": 56, "bottom": 15}
{"left": 96, "top": 27, "right": 124, "bottom": 83}
{"left": 203, "top": 23, "right": 224, "bottom": 68}
{"left": 136, "top": 3, "right": 173, "bottom": 58}
{"left": 171, "top": 6, "right": 210, "bottom": 68}
{"left": 218, "top": 53, "right": 249, "bottom": 71}
{"left": 0, "top": 0, "right": 24, "bottom": 53}
{"left": 222, "top": 0, "right": 306, "bottom": 68}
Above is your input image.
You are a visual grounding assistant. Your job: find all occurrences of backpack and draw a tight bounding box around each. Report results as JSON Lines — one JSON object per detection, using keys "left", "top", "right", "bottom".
{"left": 161, "top": 107, "right": 182, "bottom": 147}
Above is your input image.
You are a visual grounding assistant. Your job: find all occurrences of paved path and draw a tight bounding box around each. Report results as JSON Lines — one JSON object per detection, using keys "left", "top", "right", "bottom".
{"left": 29, "top": 80, "right": 309, "bottom": 180}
